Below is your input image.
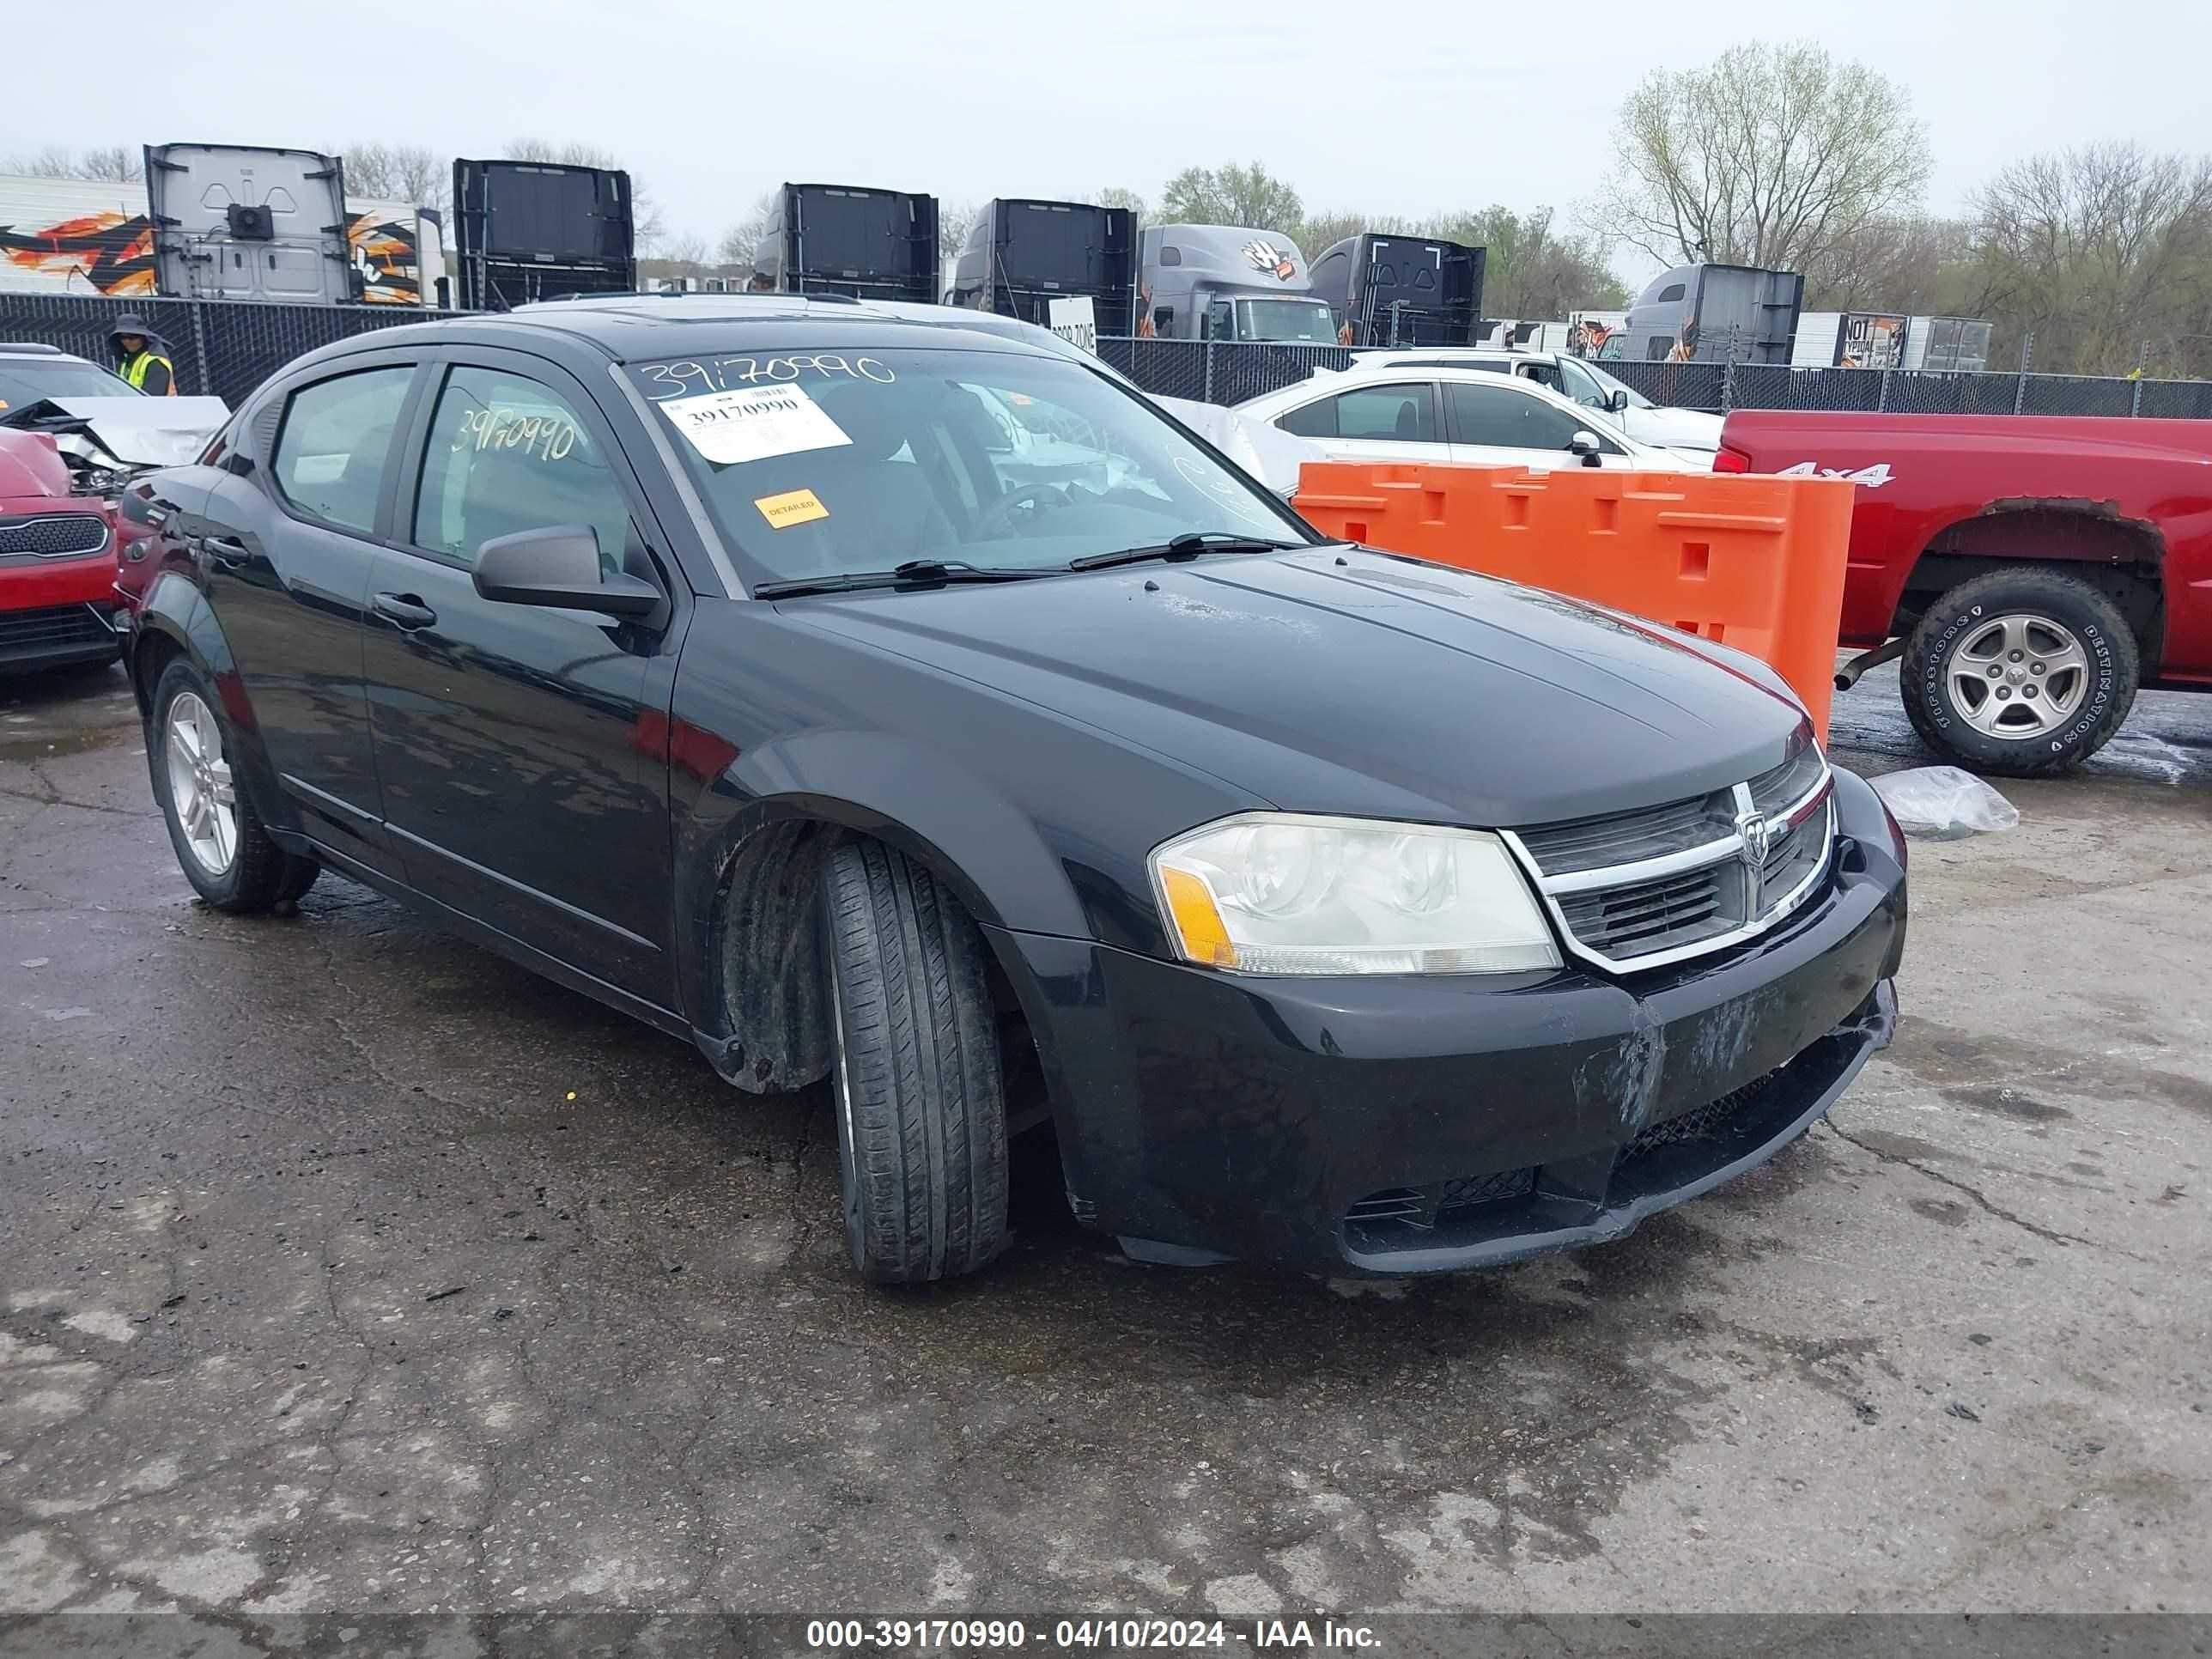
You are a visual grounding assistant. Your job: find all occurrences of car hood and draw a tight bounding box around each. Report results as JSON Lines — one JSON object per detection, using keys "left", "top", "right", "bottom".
{"left": 0, "top": 428, "right": 73, "bottom": 501}
{"left": 1624, "top": 405, "right": 1723, "bottom": 454}
{"left": 781, "top": 547, "right": 1808, "bottom": 827}
{"left": 0, "top": 395, "right": 231, "bottom": 469}
{"left": 1149, "top": 395, "right": 1328, "bottom": 495}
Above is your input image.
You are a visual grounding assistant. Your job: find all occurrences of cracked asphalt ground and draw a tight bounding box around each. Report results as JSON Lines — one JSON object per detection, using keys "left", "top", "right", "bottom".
{"left": 1, "top": 658, "right": 2208, "bottom": 1644}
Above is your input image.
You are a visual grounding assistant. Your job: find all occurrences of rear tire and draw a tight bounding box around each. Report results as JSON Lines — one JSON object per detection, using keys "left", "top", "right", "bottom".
{"left": 1900, "top": 569, "right": 2138, "bottom": 777}
{"left": 149, "top": 658, "right": 320, "bottom": 912}
{"left": 820, "top": 838, "right": 1009, "bottom": 1284}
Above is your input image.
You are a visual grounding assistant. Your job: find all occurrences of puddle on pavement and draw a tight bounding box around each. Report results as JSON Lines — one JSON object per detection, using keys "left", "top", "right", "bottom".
{"left": 0, "top": 723, "right": 137, "bottom": 762}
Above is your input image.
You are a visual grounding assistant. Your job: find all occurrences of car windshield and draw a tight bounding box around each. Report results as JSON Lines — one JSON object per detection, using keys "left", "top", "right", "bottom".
{"left": 1236, "top": 300, "right": 1339, "bottom": 343}
{"left": 628, "top": 347, "right": 1316, "bottom": 589}
{"left": 0, "top": 358, "right": 138, "bottom": 410}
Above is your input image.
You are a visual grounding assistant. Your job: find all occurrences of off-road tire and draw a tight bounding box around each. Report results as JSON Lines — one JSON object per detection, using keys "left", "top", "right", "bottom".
{"left": 1900, "top": 568, "right": 2139, "bottom": 777}
{"left": 149, "top": 658, "right": 320, "bottom": 912}
{"left": 821, "top": 838, "right": 1009, "bottom": 1283}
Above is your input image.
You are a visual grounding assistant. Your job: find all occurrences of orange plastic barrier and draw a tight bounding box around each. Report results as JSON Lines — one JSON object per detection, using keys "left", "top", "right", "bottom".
{"left": 1293, "top": 462, "right": 1856, "bottom": 740}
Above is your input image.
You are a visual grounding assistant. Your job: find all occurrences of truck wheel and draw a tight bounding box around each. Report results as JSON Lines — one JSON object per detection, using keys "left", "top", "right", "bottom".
{"left": 820, "top": 838, "right": 1009, "bottom": 1284}
{"left": 149, "top": 658, "right": 320, "bottom": 912}
{"left": 1900, "top": 569, "right": 2138, "bottom": 777}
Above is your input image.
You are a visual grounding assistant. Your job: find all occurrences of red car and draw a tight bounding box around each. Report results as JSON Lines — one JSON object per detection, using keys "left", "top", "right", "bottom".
{"left": 1717, "top": 411, "right": 2212, "bottom": 775}
{"left": 0, "top": 427, "right": 130, "bottom": 673}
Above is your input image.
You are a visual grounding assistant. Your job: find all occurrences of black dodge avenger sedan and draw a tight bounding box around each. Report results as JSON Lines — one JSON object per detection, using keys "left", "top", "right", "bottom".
{"left": 121, "top": 295, "right": 1905, "bottom": 1283}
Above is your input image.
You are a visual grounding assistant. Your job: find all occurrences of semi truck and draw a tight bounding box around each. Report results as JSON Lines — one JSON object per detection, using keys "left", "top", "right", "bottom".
{"left": 1136, "top": 224, "right": 1337, "bottom": 343}
{"left": 453, "top": 158, "right": 635, "bottom": 311}
{"left": 0, "top": 147, "right": 444, "bottom": 307}
{"left": 1306, "top": 233, "right": 1482, "bottom": 348}
{"left": 752, "top": 183, "right": 939, "bottom": 303}
{"left": 1601, "top": 262, "right": 1804, "bottom": 365}
{"left": 950, "top": 198, "right": 1138, "bottom": 337}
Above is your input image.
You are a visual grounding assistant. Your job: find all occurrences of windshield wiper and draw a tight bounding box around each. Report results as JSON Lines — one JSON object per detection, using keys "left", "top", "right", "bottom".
{"left": 1068, "top": 532, "right": 1306, "bottom": 572}
{"left": 755, "top": 559, "right": 1060, "bottom": 600}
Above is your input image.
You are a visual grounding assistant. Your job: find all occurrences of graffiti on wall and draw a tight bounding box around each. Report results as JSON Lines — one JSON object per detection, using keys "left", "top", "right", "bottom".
{"left": 1, "top": 208, "right": 422, "bottom": 304}
{"left": 348, "top": 214, "right": 422, "bottom": 306}
{"left": 0, "top": 210, "right": 157, "bottom": 295}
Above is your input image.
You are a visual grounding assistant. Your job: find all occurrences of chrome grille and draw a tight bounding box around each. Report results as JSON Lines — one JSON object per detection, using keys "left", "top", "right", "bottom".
{"left": 1514, "top": 789, "right": 1736, "bottom": 875}
{"left": 1557, "top": 865, "right": 1738, "bottom": 958}
{"left": 1505, "top": 727, "right": 1836, "bottom": 972}
{"left": 0, "top": 513, "right": 108, "bottom": 560}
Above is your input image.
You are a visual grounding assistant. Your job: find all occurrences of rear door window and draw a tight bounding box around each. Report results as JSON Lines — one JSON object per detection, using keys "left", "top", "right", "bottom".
{"left": 271, "top": 367, "right": 414, "bottom": 534}
{"left": 1276, "top": 383, "right": 1441, "bottom": 443}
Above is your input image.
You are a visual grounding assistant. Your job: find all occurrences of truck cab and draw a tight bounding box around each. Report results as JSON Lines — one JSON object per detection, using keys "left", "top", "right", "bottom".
{"left": 1137, "top": 224, "right": 1336, "bottom": 343}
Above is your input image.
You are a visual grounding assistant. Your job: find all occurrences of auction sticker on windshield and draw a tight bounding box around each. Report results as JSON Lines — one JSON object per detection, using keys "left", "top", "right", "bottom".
{"left": 658, "top": 384, "right": 852, "bottom": 467}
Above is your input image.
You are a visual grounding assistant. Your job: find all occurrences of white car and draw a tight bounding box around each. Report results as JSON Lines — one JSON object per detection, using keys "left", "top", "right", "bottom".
{"left": 1348, "top": 347, "right": 1724, "bottom": 457}
{"left": 1236, "top": 361, "right": 1710, "bottom": 474}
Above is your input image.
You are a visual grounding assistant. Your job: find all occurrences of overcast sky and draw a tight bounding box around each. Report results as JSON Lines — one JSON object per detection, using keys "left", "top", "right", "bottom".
{"left": 17, "top": 0, "right": 2209, "bottom": 271}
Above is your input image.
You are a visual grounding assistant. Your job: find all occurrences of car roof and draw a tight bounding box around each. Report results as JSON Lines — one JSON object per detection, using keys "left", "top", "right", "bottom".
{"left": 0, "top": 342, "right": 94, "bottom": 363}
{"left": 1242, "top": 359, "right": 1575, "bottom": 406}
{"left": 1358, "top": 347, "right": 1560, "bottom": 367}
{"left": 292, "top": 295, "right": 1082, "bottom": 374}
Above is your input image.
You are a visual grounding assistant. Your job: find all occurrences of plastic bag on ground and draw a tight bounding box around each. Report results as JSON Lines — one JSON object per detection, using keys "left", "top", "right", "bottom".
{"left": 1869, "top": 766, "right": 2021, "bottom": 838}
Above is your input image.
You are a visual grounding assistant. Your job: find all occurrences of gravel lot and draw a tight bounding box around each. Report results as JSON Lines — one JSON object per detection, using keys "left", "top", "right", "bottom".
{"left": 2, "top": 659, "right": 2207, "bottom": 1642}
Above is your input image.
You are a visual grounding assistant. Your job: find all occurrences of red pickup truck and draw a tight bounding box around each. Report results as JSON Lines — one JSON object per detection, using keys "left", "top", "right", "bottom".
{"left": 1717, "top": 411, "right": 2211, "bottom": 775}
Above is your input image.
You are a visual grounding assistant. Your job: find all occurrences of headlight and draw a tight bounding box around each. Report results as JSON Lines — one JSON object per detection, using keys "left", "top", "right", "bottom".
{"left": 1150, "top": 812, "right": 1561, "bottom": 975}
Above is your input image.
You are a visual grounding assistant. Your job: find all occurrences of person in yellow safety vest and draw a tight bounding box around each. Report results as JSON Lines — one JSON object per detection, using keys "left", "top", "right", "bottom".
{"left": 110, "top": 314, "right": 177, "bottom": 397}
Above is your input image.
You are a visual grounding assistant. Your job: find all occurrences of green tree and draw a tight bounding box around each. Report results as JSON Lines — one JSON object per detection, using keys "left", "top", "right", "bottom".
{"left": 1158, "top": 162, "right": 1303, "bottom": 231}
{"left": 1585, "top": 41, "right": 1933, "bottom": 273}
{"left": 1427, "top": 207, "right": 1627, "bottom": 316}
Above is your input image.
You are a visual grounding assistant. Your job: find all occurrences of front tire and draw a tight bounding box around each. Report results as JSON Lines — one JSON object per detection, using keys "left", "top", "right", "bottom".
{"left": 821, "top": 838, "right": 1009, "bottom": 1284}
{"left": 149, "top": 658, "right": 319, "bottom": 912}
{"left": 1900, "top": 569, "right": 2139, "bottom": 777}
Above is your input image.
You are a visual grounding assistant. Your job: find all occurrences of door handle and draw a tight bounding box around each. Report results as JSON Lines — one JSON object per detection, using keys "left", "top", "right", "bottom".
{"left": 201, "top": 534, "right": 250, "bottom": 570}
{"left": 373, "top": 592, "right": 438, "bottom": 630}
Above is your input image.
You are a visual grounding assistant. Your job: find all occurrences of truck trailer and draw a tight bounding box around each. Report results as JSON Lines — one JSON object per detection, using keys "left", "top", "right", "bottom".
{"left": 752, "top": 184, "right": 939, "bottom": 304}
{"left": 1307, "top": 233, "right": 1483, "bottom": 348}
{"left": 951, "top": 198, "right": 1137, "bottom": 337}
{"left": 453, "top": 158, "right": 635, "bottom": 311}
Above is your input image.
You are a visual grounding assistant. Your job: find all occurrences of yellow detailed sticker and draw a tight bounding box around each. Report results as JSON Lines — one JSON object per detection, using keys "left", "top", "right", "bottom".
{"left": 754, "top": 487, "right": 829, "bottom": 529}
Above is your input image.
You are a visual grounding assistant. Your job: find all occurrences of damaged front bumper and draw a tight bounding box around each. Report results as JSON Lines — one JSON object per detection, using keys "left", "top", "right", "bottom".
{"left": 989, "top": 767, "right": 1907, "bottom": 1275}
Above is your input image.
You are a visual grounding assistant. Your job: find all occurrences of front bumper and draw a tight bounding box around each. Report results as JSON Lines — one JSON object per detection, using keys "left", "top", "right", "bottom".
{"left": 1, "top": 549, "right": 126, "bottom": 672}
{"left": 991, "top": 768, "right": 1907, "bottom": 1275}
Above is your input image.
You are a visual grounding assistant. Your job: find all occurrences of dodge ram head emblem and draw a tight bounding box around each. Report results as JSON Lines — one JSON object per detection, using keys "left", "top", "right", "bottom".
{"left": 1735, "top": 806, "right": 1773, "bottom": 869}
{"left": 1242, "top": 240, "right": 1297, "bottom": 281}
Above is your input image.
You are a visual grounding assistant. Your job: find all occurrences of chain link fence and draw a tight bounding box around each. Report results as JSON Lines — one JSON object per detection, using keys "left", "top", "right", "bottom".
{"left": 9, "top": 293, "right": 2212, "bottom": 426}
{"left": 0, "top": 293, "right": 452, "bottom": 410}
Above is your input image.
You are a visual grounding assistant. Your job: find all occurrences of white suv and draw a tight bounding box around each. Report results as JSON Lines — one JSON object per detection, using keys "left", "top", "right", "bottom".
{"left": 1351, "top": 347, "right": 1724, "bottom": 456}
{"left": 1236, "top": 361, "right": 1710, "bottom": 474}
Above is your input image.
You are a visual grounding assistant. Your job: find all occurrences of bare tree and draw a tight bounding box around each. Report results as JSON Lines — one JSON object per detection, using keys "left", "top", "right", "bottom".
{"left": 716, "top": 188, "right": 783, "bottom": 274}
{"left": 1969, "top": 143, "right": 2212, "bottom": 376}
{"left": 1584, "top": 42, "right": 1933, "bottom": 274}
{"left": 504, "top": 137, "right": 669, "bottom": 252}
{"left": 1159, "top": 162, "right": 1303, "bottom": 232}
{"left": 343, "top": 143, "right": 450, "bottom": 216}
{"left": 1800, "top": 216, "right": 1980, "bottom": 313}
{"left": 937, "top": 198, "right": 981, "bottom": 259}
{"left": 1096, "top": 185, "right": 1147, "bottom": 222}
{"left": 6, "top": 144, "right": 143, "bottom": 183}
{"left": 1294, "top": 208, "right": 1413, "bottom": 258}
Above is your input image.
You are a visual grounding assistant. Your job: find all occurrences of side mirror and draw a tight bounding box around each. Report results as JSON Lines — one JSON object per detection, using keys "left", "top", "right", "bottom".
{"left": 1568, "top": 430, "right": 1605, "bottom": 468}
{"left": 473, "top": 525, "right": 664, "bottom": 621}
{"left": 1607, "top": 389, "right": 1630, "bottom": 413}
